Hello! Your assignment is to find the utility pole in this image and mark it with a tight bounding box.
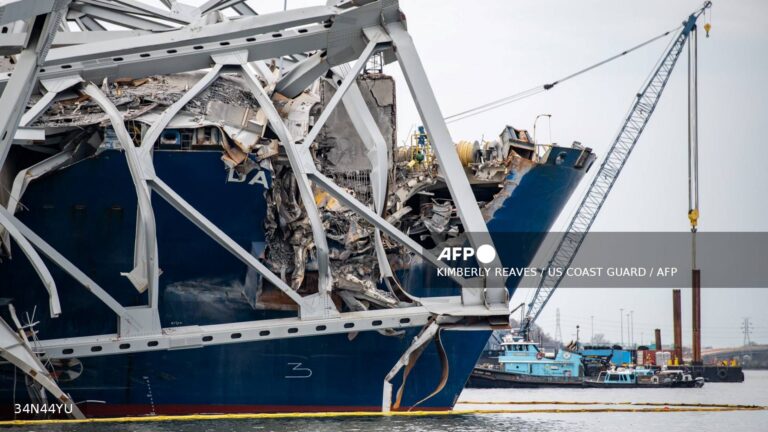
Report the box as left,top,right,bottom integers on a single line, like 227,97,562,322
555,308,563,346
741,318,753,346
576,325,580,346
590,315,594,344
620,308,624,345
626,312,631,347
630,310,635,347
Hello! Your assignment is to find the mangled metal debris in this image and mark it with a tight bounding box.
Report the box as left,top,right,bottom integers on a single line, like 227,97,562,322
2,63,565,316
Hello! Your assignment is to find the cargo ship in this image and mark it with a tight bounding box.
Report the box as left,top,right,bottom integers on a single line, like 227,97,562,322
0,0,594,419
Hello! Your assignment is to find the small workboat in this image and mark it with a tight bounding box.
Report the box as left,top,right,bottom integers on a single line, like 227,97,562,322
584,368,704,388
653,370,706,388
583,370,641,388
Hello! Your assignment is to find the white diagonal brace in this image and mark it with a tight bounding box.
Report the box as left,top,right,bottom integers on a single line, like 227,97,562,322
139,63,224,154
81,83,160,310
231,2,257,16
0,206,135,325
308,171,470,287
0,3,69,172
68,10,106,31
386,21,506,307
300,39,381,146
332,71,393,279
19,75,83,127
275,50,330,98
70,4,175,31
198,0,250,16
0,6,70,316
20,94,56,128
135,57,314,316
240,61,337,319
0,147,74,258
148,177,308,308
91,0,192,24
0,207,60,318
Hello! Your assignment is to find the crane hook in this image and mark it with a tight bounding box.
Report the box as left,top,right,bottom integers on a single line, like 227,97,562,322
704,22,712,37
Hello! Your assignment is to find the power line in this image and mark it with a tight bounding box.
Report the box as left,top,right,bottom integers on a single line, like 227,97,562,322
443,25,682,124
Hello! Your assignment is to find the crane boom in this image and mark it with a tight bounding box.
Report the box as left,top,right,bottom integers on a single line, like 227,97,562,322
520,2,712,338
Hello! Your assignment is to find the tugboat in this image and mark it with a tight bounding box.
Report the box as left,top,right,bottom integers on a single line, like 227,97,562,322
467,336,583,388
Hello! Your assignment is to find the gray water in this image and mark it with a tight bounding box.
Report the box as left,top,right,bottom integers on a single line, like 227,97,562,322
19,370,768,432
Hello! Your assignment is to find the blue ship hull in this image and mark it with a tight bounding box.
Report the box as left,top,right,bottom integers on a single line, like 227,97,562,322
0,146,591,418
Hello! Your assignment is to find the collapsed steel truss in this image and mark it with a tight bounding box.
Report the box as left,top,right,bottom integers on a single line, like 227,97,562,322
0,0,509,414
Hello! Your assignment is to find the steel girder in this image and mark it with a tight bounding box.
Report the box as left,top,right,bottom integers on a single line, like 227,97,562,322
0,1,511,345
81,83,161,322
0,1,71,325
197,0,252,16
37,307,434,360
0,3,397,95
0,0,60,27
0,2,517,412
386,21,507,307
0,31,151,56
329,67,395,280
0,206,144,330
0,318,84,418
0,1,70,176
68,3,175,31
74,0,194,25
239,56,340,320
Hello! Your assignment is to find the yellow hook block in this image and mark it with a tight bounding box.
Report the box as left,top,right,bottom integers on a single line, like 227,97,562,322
688,209,699,229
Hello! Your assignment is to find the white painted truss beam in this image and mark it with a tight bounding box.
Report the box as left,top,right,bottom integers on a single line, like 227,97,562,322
386,21,507,307
38,307,434,360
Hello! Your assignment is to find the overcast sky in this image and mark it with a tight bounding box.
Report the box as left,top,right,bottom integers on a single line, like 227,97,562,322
176,0,767,347
385,0,768,348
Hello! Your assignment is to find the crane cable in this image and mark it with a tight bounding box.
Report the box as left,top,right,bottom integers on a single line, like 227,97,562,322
444,25,683,124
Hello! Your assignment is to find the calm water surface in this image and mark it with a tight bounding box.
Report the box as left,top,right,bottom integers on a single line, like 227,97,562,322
19,370,768,432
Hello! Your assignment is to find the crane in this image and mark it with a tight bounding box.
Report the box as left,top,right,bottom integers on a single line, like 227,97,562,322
519,1,712,339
